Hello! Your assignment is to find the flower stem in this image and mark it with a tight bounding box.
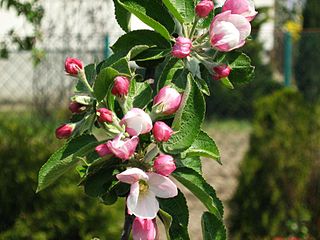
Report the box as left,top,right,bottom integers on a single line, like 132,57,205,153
79,70,94,95
189,18,200,39
196,31,209,43
120,207,134,240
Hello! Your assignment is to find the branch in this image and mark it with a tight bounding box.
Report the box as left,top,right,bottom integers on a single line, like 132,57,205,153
120,207,134,240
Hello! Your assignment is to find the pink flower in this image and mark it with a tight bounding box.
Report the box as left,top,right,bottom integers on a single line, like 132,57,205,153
132,217,157,240
152,121,173,142
55,123,75,139
222,0,258,22
116,168,178,219
97,108,113,123
213,64,232,80
121,108,153,136
153,154,176,176
210,11,251,52
171,37,192,59
107,134,139,160
111,76,130,97
95,143,112,157
65,57,83,76
69,101,86,114
153,86,182,115
195,0,214,18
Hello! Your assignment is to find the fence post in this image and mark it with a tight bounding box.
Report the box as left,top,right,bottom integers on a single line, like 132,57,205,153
104,35,110,58
284,31,293,86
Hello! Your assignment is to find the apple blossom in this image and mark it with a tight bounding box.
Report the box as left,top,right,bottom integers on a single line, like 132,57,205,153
153,154,176,176
120,108,153,136
97,108,113,123
213,64,232,80
210,11,251,52
195,0,214,18
132,217,157,240
107,134,139,160
69,101,86,114
152,121,173,142
95,143,112,157
55,123,75,139
65,57,83,76
222,0,258,22
112,76,130,97
171,37,192,59
153,86,182,116
116,168,178,219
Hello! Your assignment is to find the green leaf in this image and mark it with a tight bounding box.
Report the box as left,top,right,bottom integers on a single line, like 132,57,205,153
162,0,195,23
159,190,190,240
75,64,96,93
176,156,202,174
198,10,214,29
93,67,120,101
156,57,184,91
227,52,255,85
173,167,224,220
116,0,175,40
201,212,227,240
84,169,116,198
220,77,234,89
37,135,98,192
113,0,131,32
184,130,220,163
163,74,205,154
158,209,173,240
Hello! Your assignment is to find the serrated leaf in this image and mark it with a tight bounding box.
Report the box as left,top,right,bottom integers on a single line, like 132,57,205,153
195,76,210,96
201,212,227,240
162,0,195,23
37,135,98,192
116,0,174,40
176,156,202,174
159,190,190,240
173,167,224,220
227,52,255,85
184,130,220,163
113,0,131,32
163,74,205,154
93,67,120,101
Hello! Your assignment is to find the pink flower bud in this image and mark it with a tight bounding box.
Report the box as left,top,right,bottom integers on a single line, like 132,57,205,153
106,134,139,160
195,0,214,18
120,108,153,136
213,64,232,80
95,143,112,157
153,86,182,115
153,154,176,176
132,217,157,240
55,123,75,139
153,121,173,142
210,11,251,52
222,0,258,22
97,108,113,123
69,101,86,114
111,76,130,97
65,57,83,76
171,37,192,59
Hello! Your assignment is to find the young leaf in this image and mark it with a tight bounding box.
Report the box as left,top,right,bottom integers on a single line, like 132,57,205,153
201,212,227,240
173,167,224,220
159,190,190,240
116,0,175,40
184,130,220,163
75,64,96,93
163,74,205,154
37,135,98,192
162,0,195,23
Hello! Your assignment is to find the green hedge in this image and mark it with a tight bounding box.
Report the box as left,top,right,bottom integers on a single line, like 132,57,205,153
229,89,320,239
0,112,123,239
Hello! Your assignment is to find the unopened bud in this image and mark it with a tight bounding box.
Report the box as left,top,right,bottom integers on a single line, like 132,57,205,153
153,154,176,176
111,76,130,97
153,121,173,142
65,57,83,76
195,0,214,18
97,108,113,123
213,64,232,80
172,37,192,59
55,123,76,139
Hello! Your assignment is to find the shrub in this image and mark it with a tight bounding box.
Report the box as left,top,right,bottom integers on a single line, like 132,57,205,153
229,89,320,239
0,112,123,239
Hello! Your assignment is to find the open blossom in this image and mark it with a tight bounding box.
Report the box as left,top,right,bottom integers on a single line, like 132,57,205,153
116,168,178,219
210,11,251,52
132,217,157,240
95,143,112,157
222,0,257,22
97,108,113,123
121,108,153,136
153,154,176,176
65,57,83,76
195,0,214,18
152,121,173,142
112,76,130,97
213,64,232,80
153,86,182,115
172,37,192,59
55,123,75,139
107,134,139,160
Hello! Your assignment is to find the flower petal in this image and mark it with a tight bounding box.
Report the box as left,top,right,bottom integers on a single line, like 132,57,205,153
147,172,178,198
131,190,159,219
127,182,140,213
117,168,149,184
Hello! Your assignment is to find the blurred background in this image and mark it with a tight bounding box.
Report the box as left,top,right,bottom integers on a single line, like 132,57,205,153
0,0,319,239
